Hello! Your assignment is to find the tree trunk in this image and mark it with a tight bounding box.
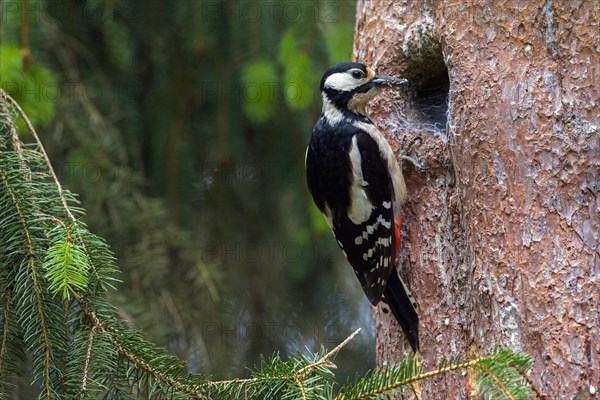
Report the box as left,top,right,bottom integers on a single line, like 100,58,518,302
354,1,599,398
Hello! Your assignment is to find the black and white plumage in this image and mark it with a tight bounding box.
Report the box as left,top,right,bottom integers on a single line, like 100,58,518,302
306,62,419,351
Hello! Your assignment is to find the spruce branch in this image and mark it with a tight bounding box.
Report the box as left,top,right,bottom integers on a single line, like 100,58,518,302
0,286,13,375
0,146,54,400
289,334,353,400
79,324,97,400
1,89,105,288
0,90,73,222
472,347,537,400
42,224,91,300
296,327,360,380
79,300,210,399
211,329,359,391
336,347,538,400
2,91,201,398
0,94,24,161
478,363,514,400
205,331,361,399
517,368,548,400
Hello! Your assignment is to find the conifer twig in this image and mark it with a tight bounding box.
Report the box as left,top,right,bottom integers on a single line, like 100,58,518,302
290,329,361,400
79,324,97,400
79,300,210,399
296,328,360,378
0,90,24,157
337,358,480,400
478,363,515,400
209,328,361,390
0,288,12,373
1,90,103,285
292,374,308,400
1,91,76,223
0,131,53,399
517,368,546,400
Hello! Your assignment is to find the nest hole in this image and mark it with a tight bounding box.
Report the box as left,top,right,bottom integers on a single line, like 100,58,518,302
410,68,449,135
400,36,450,137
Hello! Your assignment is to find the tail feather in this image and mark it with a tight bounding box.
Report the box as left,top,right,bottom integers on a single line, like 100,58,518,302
383,272,419,351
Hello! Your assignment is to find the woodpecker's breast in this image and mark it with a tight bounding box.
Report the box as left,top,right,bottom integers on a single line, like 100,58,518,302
306,117,355,217
306,117,400,220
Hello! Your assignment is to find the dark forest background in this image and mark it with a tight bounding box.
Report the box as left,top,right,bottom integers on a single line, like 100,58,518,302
0,0,375,383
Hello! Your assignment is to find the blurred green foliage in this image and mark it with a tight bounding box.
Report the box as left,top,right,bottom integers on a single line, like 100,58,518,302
0,45,57,127
0,0,373,387
241,59,278,122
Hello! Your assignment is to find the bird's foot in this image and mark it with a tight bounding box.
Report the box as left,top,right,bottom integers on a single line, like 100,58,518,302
400,136,427,172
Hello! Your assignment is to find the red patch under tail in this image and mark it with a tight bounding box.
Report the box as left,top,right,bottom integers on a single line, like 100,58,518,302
393,216,402,262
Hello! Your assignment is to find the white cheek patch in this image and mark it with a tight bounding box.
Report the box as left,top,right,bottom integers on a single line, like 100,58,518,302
324,72,366,91
321,93,345,125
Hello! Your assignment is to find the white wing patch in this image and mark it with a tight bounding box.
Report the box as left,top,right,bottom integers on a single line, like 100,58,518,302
304,146,309,168
348,135,373,224
323,204,333,229
352,121,407,211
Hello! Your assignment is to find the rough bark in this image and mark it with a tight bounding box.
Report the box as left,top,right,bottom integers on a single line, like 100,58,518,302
354,1,599,398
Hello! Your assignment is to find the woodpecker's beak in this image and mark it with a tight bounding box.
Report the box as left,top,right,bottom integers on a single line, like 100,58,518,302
371,75,409,87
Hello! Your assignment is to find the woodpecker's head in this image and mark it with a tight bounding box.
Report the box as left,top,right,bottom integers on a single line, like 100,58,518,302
319,62,408,120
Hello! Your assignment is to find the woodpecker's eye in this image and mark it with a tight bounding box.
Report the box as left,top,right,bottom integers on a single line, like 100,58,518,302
351,70,365,79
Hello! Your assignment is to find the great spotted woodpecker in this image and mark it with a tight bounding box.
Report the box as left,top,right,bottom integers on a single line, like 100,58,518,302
305,62,419,351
